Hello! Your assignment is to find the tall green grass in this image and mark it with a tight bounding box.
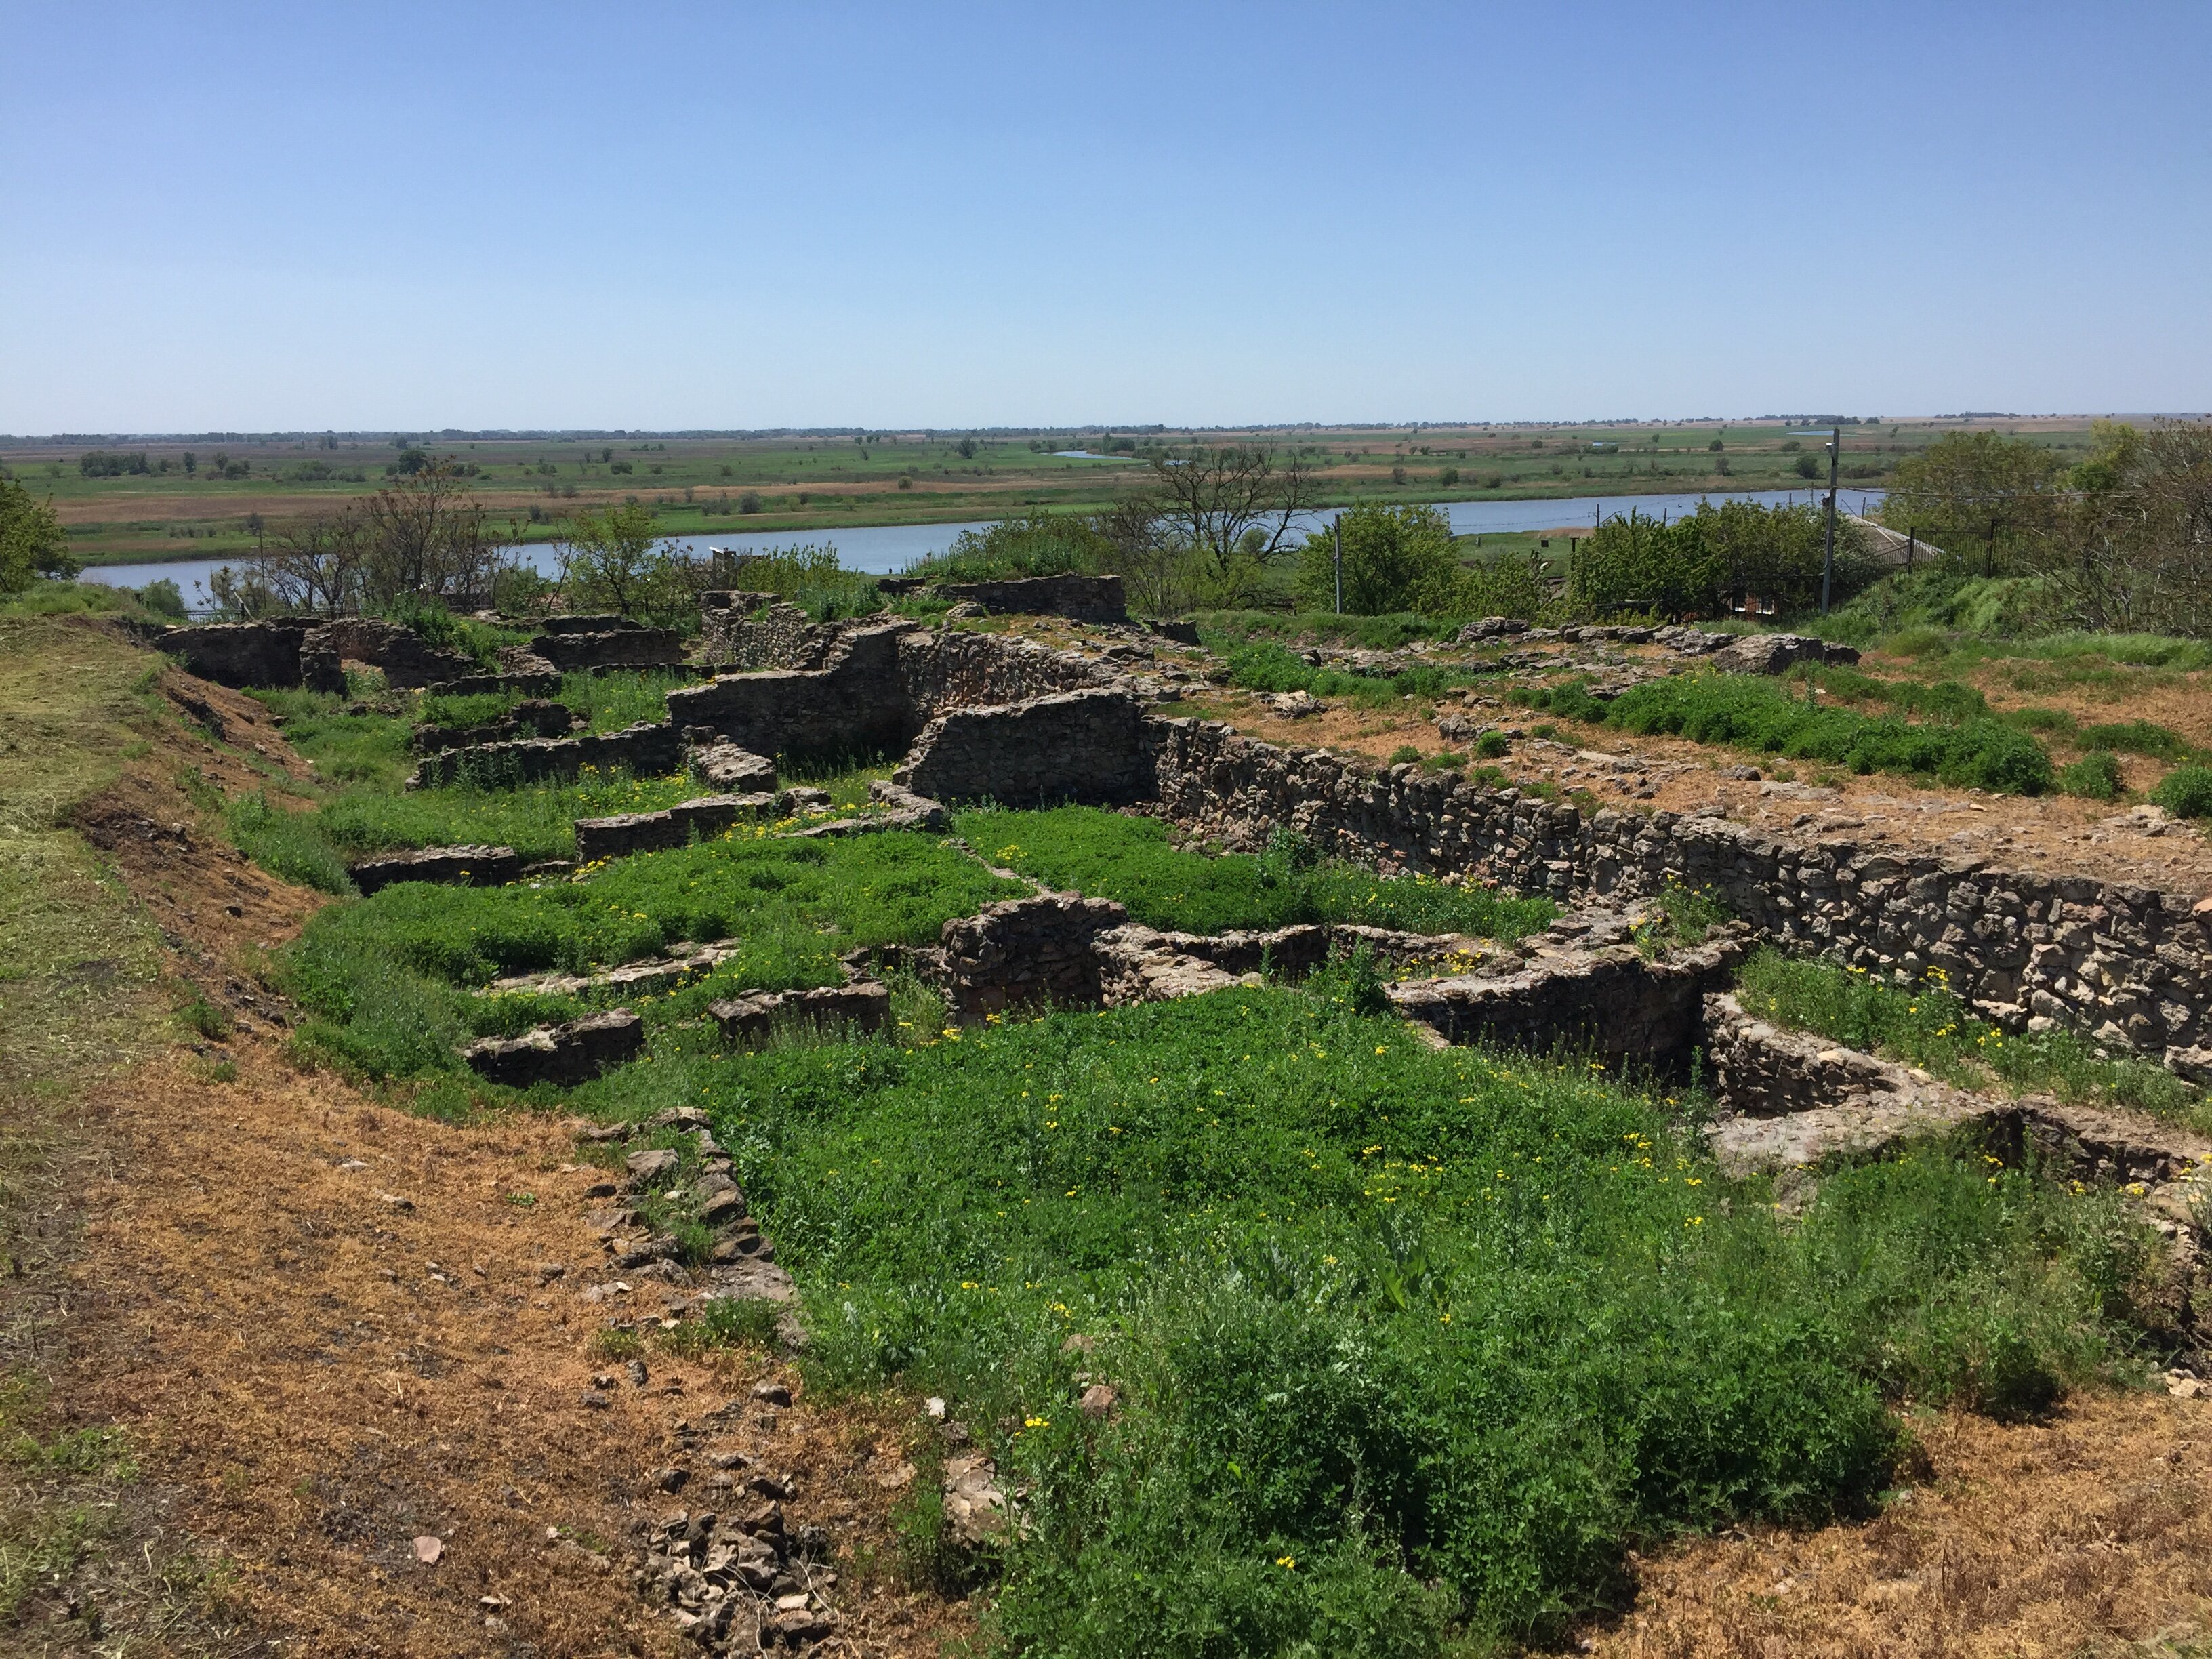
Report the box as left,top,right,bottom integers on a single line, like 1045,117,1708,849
279,831,1021,1079
583,990,2156,1649
1515,673,2055,794
1734,949,2212,1131
957,806,1555,939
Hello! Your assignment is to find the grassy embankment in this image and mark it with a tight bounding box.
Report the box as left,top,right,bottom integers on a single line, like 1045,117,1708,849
239,715,2181,1652
0,621,175,1624
10,417,2093,568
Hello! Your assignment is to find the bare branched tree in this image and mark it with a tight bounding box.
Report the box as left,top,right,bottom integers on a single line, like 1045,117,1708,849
358,460,506,609
1092,494,1188,615
1142,444,1321,579
253,504,369,616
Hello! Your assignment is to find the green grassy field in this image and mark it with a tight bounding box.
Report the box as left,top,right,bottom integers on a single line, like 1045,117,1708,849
211,687,2188,1654
578,989,2150,1651
3,417,2103,568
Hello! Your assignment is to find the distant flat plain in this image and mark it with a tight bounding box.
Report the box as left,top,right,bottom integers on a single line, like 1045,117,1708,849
2,415,2101,567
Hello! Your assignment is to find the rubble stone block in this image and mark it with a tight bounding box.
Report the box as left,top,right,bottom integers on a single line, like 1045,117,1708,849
461,1008,644,1088
350,844,522,896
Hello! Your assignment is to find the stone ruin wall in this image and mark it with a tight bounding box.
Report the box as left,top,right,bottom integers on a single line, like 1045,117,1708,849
1146,716,2212,1076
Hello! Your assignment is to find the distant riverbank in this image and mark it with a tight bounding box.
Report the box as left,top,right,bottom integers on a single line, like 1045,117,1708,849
82,486,1885,611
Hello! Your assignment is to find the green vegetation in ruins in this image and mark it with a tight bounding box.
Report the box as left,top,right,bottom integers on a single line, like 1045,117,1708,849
1218,639,1488,708
1513,672,2057,795
567,989,2160,1648
1290,502,1548,620
1874,422,2212,638
956,806,1556,939
1735,950,2212,1133
279,832,1019,1082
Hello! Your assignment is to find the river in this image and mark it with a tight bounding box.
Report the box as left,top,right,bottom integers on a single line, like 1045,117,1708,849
81,487,1886,613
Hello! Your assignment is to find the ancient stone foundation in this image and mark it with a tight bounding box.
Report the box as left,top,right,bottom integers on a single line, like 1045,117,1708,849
1146,718,2212,1073
407,720,683,790
462,1008,644,1087
931,573,1128,624
895,688,1154,806
350,844,523,896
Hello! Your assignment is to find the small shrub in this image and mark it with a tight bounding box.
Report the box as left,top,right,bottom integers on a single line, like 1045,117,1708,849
2080,719,2191,762
1387,744,1423,766
2057,753,2123,801
2153,765,2212,819
1474,730,1511,759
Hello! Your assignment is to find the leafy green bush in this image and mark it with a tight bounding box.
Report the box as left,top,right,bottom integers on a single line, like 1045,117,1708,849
957,806,1555,940
906,512,1111,583
2078,719,2192,761
1292,504,1465,616
1514,674,2055,795
652,989,2148,1645
2056,752,2124,801
2152,765,2212,819
1570,499,1880,620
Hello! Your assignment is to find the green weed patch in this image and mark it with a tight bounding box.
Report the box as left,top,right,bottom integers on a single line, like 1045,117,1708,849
279,832,1020,1078
957,806,1555,939
1514,673,2055,795
1735,949,2211,1131
608,991,2154,1647
1219,640,1486,708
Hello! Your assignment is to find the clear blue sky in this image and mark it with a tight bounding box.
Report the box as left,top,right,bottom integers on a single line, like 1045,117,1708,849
4,1,2206,432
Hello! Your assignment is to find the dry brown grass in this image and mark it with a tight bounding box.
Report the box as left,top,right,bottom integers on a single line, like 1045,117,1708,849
1588,1393,2212,1659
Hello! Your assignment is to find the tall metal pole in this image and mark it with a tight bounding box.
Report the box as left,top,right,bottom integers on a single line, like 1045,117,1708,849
1332,516,1343,615
1819,425,1840,615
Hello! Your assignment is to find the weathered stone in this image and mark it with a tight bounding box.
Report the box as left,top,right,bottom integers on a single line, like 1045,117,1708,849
1706,634,1860,675
689,743,777,793
156,619,317,688
922,893,1131,1018
314,617,475,688
527,626,686,671
941,1453,1008,1545
350,844,521,896
460,1008,644,1087
708,980,889,1046
931,572,1128,624
407,721,684,791
896,688,1153,806
1387,930,1748,1064
627,1148,680,1181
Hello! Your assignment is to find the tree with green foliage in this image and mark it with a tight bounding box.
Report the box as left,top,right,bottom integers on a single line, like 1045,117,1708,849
1570,500,1874,620
1880,430,2058,576
1292,503,1464,615
2026,419,2212,636
560,500,674,618
0,477,75,592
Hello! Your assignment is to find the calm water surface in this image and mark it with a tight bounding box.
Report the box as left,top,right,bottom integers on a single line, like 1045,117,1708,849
83,488,1886,613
